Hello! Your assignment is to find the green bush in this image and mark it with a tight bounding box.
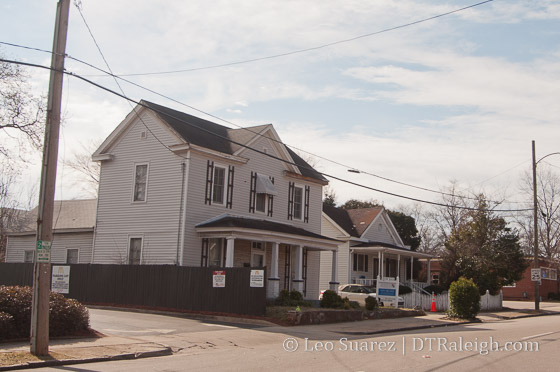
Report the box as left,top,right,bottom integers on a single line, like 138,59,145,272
274,289,309,307
0,285,90,340
0,311,16,340
365,296,378,311
448,277,481,319
548,292,560,301
399,285,412,295
320,290,345,309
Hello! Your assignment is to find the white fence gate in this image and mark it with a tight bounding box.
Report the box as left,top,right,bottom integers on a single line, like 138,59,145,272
402,290,502,312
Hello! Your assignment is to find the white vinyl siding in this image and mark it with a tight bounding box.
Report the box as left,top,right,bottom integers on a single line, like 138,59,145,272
93,109,184,265
6,232,94,264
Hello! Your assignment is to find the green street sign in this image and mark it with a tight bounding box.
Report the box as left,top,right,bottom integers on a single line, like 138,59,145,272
36,241,52,263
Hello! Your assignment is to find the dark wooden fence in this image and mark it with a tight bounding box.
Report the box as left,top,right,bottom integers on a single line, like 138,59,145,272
0,264,266,316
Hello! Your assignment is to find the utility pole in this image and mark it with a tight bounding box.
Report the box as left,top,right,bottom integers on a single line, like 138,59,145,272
532,140,540,311
30,0,70,356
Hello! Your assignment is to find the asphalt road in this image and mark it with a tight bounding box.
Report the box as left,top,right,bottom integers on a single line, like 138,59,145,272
29,308,560,371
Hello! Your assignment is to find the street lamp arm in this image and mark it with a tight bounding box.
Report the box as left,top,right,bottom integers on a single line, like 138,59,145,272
536,152,560,165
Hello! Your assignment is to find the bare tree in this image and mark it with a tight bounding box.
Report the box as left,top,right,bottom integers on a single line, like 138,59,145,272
0,54,45,167
0,170,34,261
399,203,442,255
517,165,560,259
66,139,102,197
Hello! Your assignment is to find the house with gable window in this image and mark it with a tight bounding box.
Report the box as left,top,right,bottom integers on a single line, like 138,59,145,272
319,205,433,292
91,100,340,299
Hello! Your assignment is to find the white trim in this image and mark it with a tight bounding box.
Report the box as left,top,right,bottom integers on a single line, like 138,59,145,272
170,143,249,164
65,248,80,264
179,152,191,266
211,163,228,206
127,236,144,265
292,184,304,221
132,162,150,203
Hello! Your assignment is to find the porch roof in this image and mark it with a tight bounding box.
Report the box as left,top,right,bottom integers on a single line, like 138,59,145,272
195,214,341,251
351,241,433,259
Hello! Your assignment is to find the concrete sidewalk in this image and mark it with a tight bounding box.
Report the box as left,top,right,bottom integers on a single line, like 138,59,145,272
1,302,559,370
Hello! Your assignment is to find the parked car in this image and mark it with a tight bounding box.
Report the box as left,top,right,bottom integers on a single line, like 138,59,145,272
320,284,404,307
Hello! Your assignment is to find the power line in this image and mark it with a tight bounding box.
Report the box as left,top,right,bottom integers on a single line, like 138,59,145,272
0,39,525,205
0,57,531,213
84,0,495,77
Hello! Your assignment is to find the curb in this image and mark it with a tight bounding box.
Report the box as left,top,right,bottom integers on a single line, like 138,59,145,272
0,347,173,371
335,310,560,336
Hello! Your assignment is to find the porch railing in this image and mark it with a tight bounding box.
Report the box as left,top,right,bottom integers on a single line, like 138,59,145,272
352,278,377,287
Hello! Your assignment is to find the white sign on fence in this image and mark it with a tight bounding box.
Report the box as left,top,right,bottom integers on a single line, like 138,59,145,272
213,270,226,288
51,265,70,294
377,277,399,308
250,270,264,287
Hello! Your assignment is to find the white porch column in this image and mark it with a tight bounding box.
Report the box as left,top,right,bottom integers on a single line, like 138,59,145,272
378,251,382,280
381,251,385,279
329,250,339,291
427,258,431,284
293,245,304,293
410,256,414,282
397,254,401,280
225,237,235,267
267,242,280,298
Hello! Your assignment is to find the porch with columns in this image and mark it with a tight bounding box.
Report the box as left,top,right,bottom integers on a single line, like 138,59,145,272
195,216,341,300
350,246,433,290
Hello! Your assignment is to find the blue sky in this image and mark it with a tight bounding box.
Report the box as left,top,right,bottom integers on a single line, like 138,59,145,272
1,0,559,211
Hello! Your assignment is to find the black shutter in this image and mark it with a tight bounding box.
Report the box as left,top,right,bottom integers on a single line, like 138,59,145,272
303,248,308,296
201,238,209,267
226,166,235,209
365,255,369,272
249,172,257,213
205,160,214,205
304,185,310,223
267,177,274,217
287,182,294,220
284,245,291,290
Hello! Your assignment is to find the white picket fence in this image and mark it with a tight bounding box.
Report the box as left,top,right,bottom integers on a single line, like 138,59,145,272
402,290,502,312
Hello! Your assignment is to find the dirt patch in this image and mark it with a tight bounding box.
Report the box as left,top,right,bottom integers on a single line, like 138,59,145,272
0,351,74,368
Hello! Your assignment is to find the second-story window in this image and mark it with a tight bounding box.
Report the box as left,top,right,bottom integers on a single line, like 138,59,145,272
212,166,226,205
250,173,276,216
293,186,303,220
133,164,148,202
288,182,310,222
205,161,235,208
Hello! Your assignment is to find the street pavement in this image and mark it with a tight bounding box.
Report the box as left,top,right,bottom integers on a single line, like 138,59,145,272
1,301,559,371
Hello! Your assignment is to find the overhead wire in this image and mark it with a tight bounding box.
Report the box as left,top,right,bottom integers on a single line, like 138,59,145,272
0,57,532,213
84,0,495,77
0,0,506,203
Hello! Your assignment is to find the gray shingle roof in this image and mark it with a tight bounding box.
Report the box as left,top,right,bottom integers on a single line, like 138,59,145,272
142,101,327,183
16,199,97,233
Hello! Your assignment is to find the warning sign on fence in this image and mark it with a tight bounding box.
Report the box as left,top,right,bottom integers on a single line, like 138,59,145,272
250,270,264,287
213,270,226,288
51,265,70,294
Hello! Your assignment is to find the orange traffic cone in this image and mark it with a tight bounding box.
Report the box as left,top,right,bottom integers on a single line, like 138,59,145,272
430,292,436,312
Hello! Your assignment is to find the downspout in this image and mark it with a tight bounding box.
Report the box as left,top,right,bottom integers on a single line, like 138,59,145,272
178,151,191,266
176,162,186,265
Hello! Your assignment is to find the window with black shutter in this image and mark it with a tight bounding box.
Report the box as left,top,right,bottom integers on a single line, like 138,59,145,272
304,185,310,223
205,161,214,205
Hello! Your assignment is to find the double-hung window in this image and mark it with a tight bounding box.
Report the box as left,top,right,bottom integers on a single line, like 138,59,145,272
212,166,226,205
205,161,234,208
66,249,79,264
353,254,368,272
133,164,148,202
287,182,309,222
129,237,142,265
208,238,224,267
249,173,276,216
293,186,303,220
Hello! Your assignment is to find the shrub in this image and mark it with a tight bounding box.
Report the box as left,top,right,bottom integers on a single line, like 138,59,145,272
320,290,345,309
0,285,90,340
0,311,16,340
342,298,361,310
365,296,378,311
399,285,412,295
448,277,481,319
274,289,309,307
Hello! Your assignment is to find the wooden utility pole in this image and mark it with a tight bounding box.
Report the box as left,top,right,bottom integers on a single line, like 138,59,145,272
532,140,540,311
30,0,70,356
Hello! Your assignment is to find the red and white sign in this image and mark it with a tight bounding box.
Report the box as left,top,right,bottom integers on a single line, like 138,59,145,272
213,270,226,288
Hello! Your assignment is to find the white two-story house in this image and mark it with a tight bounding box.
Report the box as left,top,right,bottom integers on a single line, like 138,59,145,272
91,101,340,299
